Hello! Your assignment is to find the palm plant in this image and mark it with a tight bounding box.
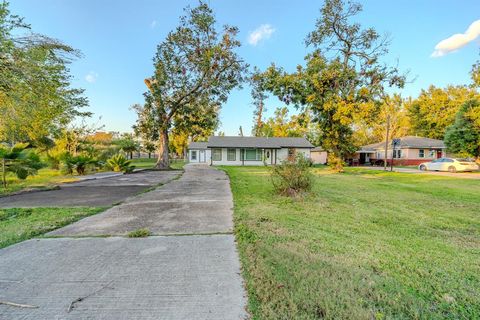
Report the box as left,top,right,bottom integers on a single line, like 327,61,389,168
0,143,44,188
106,154,135,173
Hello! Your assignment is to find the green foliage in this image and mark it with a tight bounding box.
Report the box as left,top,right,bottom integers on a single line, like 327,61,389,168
60,153,98,175
144,1,247,168
407,85,479,140
0,143,44,188
106,154,135,173
255,0,405,171
127,228,150,238
271,154,313,197
114,134,139,159
0,2,89,143
444,99,480,159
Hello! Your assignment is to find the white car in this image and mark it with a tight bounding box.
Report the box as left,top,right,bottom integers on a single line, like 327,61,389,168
418,158,479,173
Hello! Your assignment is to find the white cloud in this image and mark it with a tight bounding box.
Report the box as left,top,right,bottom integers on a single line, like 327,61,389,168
150,20,157,29
85,71,98,83
248,24,275,46
431,19,480,57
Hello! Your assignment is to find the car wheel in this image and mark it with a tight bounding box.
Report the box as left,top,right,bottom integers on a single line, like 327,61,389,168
419,165,427,171
448,166,457,173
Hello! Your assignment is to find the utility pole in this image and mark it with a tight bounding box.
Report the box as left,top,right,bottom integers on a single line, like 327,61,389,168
384,115,390,171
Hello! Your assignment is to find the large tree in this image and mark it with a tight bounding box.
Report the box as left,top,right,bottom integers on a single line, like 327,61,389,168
145,2,246,169
444,99,480,159
353,94,411,146
255,0,405,171
406,85,478,140
0,2,89,144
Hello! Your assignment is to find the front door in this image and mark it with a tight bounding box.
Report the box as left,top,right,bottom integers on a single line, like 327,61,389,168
436,150,442,159
199,150,206,163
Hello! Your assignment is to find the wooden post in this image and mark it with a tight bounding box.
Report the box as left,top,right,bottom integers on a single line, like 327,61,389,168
384,115,390,171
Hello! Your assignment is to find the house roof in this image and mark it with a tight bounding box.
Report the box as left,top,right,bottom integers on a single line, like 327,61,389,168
360,136,446,152
188,141,208,150
191,136,314,149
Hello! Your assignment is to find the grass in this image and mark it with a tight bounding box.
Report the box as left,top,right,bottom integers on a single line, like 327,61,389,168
0,207,105,249
127,228,151,238
130,157,158,169
222,166,480,319
130,158,186,170
0,168,77,197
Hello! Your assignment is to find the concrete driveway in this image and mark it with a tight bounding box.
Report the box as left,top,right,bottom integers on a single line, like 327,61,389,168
0,170,180,208
49,164,233,236
0,165,247,320
359,166,480,179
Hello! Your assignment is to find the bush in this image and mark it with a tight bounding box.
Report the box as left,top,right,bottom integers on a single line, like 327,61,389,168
60,153,98,175
327,153,345,172
106,154,135,173
127,228,150,238
271,154,313,197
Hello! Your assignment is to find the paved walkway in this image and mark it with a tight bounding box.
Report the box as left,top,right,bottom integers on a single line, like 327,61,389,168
0,165,247,320
0,170,180,208
359,166,480,179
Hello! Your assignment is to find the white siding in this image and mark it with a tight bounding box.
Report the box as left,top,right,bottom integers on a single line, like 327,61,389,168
210,147,312,166
188,149,210,163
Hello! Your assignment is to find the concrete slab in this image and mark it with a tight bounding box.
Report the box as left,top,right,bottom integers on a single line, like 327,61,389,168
49,165,233,236
0,236,247,320
0,171,181,208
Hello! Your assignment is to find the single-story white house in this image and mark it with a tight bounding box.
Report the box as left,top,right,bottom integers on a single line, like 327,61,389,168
188,141,211,163
188,136,314,165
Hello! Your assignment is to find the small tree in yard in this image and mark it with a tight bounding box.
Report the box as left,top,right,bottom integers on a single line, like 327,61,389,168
145,2,247,169
0,143,44,188
271,154,313,197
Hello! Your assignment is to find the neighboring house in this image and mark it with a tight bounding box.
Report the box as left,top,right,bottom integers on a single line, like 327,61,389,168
354,136,446,166
311,147,328,165
187,136,314,165
188,142,210,163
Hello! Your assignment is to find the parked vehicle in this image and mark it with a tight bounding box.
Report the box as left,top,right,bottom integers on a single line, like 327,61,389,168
418,158,479,173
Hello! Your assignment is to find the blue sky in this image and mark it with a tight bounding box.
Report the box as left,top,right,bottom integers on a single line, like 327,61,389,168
9,0,480,135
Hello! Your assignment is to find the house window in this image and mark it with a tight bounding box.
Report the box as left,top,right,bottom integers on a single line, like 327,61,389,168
244,149,262,161
212,148,222,161
419,149,425,158
429,149,435,157
227,148,236,161
191,150,197,160
393,150,402,158
288,148,295,160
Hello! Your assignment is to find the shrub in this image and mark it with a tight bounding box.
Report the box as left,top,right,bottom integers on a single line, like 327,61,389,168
327,153,345,172
271,154,313,197
127,228,150,238
60,153,98,175
1,143,44,188
106,154,135,173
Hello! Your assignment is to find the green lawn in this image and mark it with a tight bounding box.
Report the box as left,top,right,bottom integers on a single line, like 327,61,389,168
0,168,78,197
0,207,105,249
130,158,186,170
222,166,480,319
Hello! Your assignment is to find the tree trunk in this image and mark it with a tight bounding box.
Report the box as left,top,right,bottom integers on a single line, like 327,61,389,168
156,127,170,169
2,158,6,189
